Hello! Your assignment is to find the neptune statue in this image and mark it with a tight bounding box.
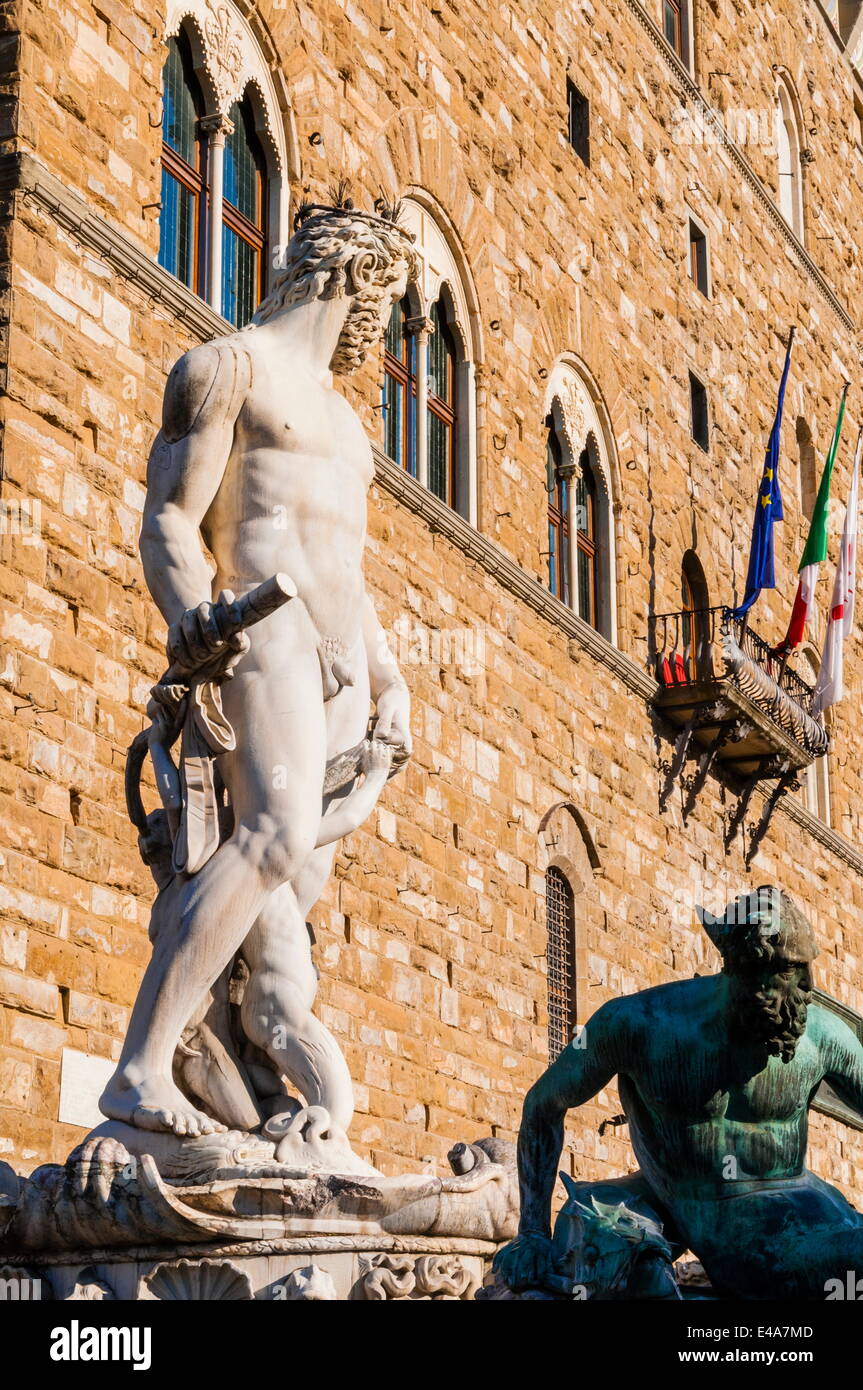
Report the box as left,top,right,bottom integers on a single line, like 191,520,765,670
494,886,863,1299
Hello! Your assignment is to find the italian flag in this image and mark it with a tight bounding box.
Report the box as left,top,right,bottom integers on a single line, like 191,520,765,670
813,428,862,714
778,384,848,653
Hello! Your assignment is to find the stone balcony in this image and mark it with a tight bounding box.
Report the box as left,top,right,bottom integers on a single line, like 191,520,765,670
649,606,829,782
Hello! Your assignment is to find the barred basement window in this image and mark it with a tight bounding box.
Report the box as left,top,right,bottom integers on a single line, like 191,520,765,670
546,866,576,1059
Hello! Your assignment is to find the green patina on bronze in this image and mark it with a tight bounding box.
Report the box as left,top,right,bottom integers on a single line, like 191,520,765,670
495,886,863,1300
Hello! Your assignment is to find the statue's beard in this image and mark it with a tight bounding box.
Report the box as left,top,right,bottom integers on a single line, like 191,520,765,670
735,979,811,1063
330,282,391,375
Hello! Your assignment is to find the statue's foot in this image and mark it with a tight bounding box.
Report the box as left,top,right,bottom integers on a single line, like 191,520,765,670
100,1073,227,1137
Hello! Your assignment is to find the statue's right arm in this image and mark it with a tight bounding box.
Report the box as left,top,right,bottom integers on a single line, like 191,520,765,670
493,1001,623,1291
140,345,240,627
517,1002,621,1236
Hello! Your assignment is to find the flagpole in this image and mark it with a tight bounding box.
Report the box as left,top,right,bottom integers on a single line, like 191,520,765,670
731,326,795,624
775,380,850,656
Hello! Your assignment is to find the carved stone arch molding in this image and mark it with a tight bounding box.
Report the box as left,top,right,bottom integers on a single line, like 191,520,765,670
165,0,298,247
366,111,491,365
398,192,483,368
538,802,602,1029
663,510,721,614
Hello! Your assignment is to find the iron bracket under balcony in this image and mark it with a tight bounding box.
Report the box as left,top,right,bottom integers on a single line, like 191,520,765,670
649,606,829,780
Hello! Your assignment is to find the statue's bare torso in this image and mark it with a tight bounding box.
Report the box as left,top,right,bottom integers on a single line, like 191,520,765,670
203,328,372,649
607,977,821,1188
499,966,863,1298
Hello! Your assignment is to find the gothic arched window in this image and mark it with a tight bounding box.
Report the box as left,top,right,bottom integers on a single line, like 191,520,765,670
777,77,805,240
158,1,289,324
546,865,576,1060
381,197,480,524
427,297,458,508
159,31,206,293
543,363,618,643
382,299,417,476
575,449,599,630
681,549,709,680
221,97,268,326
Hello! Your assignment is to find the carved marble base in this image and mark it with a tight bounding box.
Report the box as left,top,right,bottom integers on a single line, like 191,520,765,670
0,1133,515,1301
0,1236,492,1301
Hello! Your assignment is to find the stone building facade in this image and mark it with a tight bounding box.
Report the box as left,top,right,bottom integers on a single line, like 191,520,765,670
1,0,863,1203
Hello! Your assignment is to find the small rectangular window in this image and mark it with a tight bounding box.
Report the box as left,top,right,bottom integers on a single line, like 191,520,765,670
854,94,863,150
663,0,692,66
688,217,709,296
664,0,683,55
689,371,710,452
567,79,590,167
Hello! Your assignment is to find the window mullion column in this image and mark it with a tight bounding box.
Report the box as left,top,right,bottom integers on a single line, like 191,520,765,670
200,112,234,313
408,315,432,489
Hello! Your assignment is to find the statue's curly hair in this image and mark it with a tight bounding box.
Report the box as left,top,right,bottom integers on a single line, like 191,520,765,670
249,209,418,343
702,886,819,972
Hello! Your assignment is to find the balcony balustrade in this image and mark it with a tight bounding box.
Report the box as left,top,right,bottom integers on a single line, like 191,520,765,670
649,605,829,780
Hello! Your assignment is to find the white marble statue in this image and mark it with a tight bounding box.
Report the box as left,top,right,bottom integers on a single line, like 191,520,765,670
100,198,418,1170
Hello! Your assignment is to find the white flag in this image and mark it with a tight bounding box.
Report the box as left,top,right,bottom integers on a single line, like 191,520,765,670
813,430,862,714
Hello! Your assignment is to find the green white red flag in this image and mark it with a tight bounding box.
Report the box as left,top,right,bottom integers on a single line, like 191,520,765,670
776,384,848,654
813,428,861,714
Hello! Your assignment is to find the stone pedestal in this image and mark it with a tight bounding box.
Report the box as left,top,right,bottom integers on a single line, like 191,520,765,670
0,1132,514,1300
3,1234,494,1301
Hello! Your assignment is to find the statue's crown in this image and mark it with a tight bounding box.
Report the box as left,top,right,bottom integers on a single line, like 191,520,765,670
293,183,415,240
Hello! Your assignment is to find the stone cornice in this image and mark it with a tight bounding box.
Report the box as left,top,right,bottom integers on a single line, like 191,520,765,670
780,790,863,875
3,152,230,342
620,0,858,341
372,446,657,700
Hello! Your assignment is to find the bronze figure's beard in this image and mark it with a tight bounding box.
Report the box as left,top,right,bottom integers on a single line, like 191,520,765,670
330,283,392,375
736,979,811,1063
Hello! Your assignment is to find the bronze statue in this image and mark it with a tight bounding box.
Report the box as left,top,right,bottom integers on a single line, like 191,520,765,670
494,886,863,1299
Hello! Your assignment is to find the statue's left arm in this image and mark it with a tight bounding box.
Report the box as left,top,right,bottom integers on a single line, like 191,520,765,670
822,1011,863,1118
362,594,412,754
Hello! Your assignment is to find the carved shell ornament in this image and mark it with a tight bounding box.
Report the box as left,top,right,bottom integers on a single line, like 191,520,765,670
144,1257,253,1301
204,2,245,110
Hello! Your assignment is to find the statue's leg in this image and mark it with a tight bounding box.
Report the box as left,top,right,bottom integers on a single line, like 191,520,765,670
101,605,327,1138
239,866,352,1132
692,1178,863,1299
237,651,371,1133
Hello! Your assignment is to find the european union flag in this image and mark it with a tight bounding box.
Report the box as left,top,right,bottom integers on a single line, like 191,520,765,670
732,330,794,619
